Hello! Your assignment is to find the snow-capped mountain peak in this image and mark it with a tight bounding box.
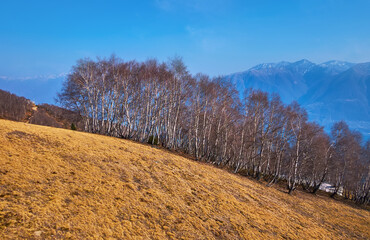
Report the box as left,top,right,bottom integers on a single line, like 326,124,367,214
289,59,315,75
318,60,355,73
250,59,315,75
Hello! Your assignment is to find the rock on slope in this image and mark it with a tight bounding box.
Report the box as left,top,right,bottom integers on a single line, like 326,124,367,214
0,119,369,239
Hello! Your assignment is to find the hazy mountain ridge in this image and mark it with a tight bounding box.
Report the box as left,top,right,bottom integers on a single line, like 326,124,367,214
225,60,370,138
0,75,66,104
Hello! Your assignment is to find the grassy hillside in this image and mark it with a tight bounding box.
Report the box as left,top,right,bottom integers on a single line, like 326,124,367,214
0,119,369,239
0,89,83,130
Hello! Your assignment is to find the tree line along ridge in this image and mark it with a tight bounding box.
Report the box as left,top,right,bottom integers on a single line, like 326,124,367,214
3,55,369,204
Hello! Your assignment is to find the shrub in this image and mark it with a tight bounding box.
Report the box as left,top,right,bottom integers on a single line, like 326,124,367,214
147,135,158,145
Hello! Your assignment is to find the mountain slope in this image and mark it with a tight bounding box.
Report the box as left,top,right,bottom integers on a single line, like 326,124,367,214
0,89,83,130
226,60,313,102
0,119,369,239
225,60,369,138
301,62,370,120
300,62,370,137
225,60,356,102
303,60,355,89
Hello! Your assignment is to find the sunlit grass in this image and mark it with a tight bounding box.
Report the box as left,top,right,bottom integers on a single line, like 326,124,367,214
0,119,369,239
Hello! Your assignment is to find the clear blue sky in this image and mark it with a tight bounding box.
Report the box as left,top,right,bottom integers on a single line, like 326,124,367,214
1,0,370,78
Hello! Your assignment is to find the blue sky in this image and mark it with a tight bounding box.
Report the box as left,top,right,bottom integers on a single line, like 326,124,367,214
1,0,370,78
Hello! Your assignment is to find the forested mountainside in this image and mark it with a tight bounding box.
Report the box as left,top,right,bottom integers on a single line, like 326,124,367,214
0,119,369,239
58,56,369,202
0,89,82,129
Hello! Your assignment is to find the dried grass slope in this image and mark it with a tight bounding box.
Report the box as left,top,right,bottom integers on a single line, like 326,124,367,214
0,119,369,239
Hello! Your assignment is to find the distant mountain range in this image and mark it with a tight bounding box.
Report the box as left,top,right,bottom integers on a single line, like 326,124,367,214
224,60,370,139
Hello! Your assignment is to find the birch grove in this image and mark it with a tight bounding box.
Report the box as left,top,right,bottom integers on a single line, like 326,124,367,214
58,56,369,203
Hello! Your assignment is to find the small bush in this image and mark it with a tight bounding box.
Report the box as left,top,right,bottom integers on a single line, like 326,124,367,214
147,135,158,145
71,123,77,130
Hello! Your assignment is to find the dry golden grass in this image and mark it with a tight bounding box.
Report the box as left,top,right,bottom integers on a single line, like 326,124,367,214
0,119,369,239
